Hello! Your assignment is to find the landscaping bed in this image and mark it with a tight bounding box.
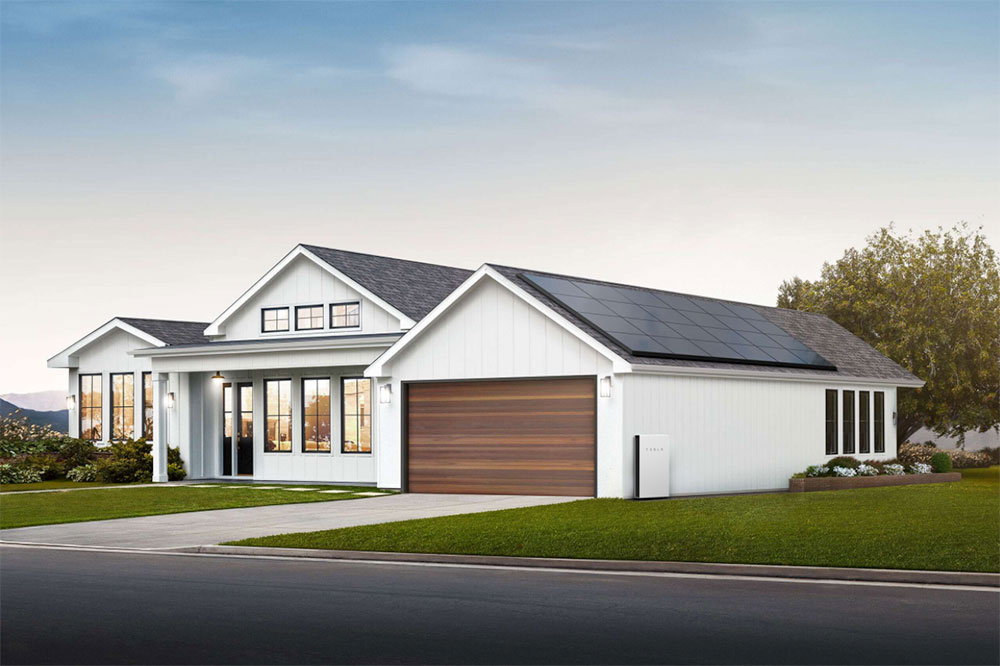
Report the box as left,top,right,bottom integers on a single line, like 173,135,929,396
789,471,961,492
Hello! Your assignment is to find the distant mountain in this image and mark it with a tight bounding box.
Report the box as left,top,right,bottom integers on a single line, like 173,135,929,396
0,398,68,434
1,390,65,412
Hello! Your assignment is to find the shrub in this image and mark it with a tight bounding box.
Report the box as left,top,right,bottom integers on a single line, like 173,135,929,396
981,447,999,465
856,463,879,476
0,463,42,484
17,453,66,480
59,438,98,468
0,410,63,448
900,442,991,469
898,443,935,466
929,451,952,473
167,463,186,481
826,456,861,469
66,464,97,482
805,465,831,477
882,463,905,476
832,466,857,477
909,462,933,474
947,449,991,469
94,439,153,483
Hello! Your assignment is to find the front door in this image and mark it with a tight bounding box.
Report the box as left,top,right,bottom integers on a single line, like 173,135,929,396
236,383,254,475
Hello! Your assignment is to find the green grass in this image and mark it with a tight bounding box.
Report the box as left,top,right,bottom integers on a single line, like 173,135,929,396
230,468,1000,572
0,485,394,529
0,480,112,493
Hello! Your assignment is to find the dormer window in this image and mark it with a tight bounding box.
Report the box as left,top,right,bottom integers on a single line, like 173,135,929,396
261,307,289,333
330,301,360,329
295,305,324,331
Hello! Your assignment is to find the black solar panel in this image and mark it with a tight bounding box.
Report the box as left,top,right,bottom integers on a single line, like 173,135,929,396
522,273,836,371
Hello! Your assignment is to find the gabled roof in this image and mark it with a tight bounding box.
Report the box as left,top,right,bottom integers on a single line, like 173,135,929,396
488,264,923,385
117,318,211,346
302,245,474,321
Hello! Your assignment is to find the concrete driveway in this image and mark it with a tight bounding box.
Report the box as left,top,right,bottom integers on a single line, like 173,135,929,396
0,493,576,550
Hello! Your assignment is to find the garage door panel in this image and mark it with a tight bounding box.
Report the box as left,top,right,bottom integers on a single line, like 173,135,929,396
406,377,596,496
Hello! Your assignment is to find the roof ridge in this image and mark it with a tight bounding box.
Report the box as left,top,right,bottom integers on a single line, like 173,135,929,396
301,244,472,273
117,316,210,325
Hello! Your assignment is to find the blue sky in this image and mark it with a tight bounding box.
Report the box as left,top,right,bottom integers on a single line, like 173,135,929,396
1,1,997,391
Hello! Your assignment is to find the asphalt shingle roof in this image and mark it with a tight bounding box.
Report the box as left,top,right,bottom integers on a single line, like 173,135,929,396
489,264,921,383
118,318,211,346
302,245,474,321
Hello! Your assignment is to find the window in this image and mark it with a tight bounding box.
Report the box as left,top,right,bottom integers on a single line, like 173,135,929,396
341,377,371,453
142,372,153,440
302,378,331,452
296,305,324,331
842,390,855,454
111,373,135,441
825,389,837,455
858,390,870,454
265,379,292,452
330,302,360,329
874,391,885,453
261,307,289,333
79,374,102,441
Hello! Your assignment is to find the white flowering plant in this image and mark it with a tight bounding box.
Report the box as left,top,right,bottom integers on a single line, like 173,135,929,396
856,463,879,476
805,465,830,477
832,466,857,477
882,463,905,475
909,462,933,475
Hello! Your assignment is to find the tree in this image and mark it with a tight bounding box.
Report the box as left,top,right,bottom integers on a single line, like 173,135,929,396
777,224,999,446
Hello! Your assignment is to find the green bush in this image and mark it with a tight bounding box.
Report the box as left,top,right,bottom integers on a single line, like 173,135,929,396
982,447,1000,465
66,464,97,482
826,456,861,469
59,438,98,468
94,439,153,483
18,454,66,480
929,451,952,473
0,463,42,484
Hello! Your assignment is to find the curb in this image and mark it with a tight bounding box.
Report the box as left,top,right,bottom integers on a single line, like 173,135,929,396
184,545,1000,588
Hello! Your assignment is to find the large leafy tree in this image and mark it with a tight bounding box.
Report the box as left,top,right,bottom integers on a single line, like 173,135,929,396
777,224,999,446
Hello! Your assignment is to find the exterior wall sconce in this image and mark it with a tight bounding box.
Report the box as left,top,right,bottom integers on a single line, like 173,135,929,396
166,392,176,409
66,395,76,411
379,384,392,404
211,371,225,384
599,376,612,398
892,411,897,426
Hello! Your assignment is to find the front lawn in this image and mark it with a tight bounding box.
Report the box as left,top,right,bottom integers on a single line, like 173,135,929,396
1,480,110,493
231,467,1000,572
0,484,394,529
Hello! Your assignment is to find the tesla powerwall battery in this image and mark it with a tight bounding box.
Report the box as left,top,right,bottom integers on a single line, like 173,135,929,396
635,434,670,499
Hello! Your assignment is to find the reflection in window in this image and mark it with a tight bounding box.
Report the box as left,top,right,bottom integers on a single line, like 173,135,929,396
111,373,135,441
80,374,102,441
265,379,291,452
330,302,360,329
874,392,885,453
302,378,331,452
825,389,837,455
342,377,371,453
842,390,855,454
296,305,324,331
858,390,870,454
261,307,289,333
142,372,153,440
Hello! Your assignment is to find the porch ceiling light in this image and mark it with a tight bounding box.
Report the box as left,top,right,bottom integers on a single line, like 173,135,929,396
599,376,612,398
211,371,225,383
379,384,392,404
66,395,76,411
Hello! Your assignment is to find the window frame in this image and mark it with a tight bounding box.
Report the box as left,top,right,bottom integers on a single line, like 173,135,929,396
260,307,290,334
329,301,361,330
858,390,870,454
824,389,838,455
264,378,293,453
842,389,855,454
79,373,102,442
142,372,153,441
301,377,332,453
874,391,886,453
340,376,372,454
295,304,325,332
110,372,135,442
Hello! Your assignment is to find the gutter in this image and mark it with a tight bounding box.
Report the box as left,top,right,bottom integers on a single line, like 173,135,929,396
629,363,925,388
132,333,403,358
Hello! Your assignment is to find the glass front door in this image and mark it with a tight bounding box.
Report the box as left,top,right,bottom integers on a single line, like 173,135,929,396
222,382,254,476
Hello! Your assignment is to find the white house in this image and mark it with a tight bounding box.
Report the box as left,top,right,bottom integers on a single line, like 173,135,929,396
48,244,922,497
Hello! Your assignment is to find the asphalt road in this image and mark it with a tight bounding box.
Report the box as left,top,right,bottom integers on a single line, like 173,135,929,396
1,546,997,665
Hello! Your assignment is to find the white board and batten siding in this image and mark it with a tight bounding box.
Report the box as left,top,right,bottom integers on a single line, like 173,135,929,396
623,373,898,497
219,255,402,341
375,278,625,496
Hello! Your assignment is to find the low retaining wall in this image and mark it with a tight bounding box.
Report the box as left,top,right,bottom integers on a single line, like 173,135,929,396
789,472,961,492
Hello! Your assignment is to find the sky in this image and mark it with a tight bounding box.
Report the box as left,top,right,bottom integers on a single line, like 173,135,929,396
1,1,997,393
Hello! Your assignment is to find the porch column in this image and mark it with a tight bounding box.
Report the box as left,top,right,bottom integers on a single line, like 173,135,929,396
151,372,169,482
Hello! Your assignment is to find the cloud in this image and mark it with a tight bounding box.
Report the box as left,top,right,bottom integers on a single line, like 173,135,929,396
385,45,667,124
149,54,272,101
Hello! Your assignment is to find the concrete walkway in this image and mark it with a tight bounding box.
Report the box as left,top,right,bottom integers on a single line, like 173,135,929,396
0,493,577,549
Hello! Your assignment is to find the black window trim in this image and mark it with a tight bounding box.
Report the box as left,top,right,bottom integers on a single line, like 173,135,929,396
329,300,362,330
264,378,293,453
340,376,372,454
301,376,332,454
260,306,290,334
110,372,135,442
294,304,325,331
79,373,102,442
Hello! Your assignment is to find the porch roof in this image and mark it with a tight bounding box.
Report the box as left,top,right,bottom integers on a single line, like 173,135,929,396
131,332,402,358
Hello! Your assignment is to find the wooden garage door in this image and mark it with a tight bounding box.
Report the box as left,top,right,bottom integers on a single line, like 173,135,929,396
405,377,596,496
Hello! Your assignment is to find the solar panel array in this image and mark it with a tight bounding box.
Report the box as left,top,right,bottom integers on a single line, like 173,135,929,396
522,273,836,370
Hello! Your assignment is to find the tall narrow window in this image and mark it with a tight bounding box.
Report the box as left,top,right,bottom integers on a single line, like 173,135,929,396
302,378,331,452
874,391,885,453
261,307,289,333
858,390,870,454
825,389,838,455
295,305,324,331
842,390,855,454
142,372,153,440
222,383,233,476
79,374,102,442
111,373,134,441
265,379,292,452
342,377,371,453
330,302,360,329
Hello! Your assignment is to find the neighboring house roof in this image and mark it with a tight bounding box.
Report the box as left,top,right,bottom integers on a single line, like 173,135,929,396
302,245,474,321
117,318,212,346
488,264,922,384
